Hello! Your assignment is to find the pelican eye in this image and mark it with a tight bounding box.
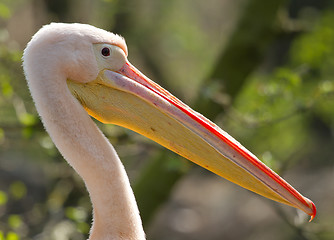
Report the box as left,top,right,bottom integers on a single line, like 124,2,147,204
101,47,110,57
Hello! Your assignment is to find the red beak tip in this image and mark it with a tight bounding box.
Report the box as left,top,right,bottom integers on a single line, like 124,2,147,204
308,201,317,222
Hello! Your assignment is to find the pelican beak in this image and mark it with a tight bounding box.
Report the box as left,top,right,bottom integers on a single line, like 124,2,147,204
67,61,316,221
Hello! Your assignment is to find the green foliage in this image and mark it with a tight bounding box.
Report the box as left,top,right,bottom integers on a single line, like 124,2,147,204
5,232,19,240
9,182,27,200
291,13,334,70
223,10,334,173
65,207,88,222
0,191,8,206
290,12,334,128
65,207,90,234
76,222,90,234
1,81,13,98
0,3,11,19
0,232,20,240
7,215,22,230
17,113,37,127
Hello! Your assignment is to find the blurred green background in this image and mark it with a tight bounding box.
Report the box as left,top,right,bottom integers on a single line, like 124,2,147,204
0,0,334,239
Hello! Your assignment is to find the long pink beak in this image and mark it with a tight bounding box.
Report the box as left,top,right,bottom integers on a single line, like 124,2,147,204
68,59,316,221
118,61,316,221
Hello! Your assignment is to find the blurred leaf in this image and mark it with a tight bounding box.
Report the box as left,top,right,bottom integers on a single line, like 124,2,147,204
18,113,37,127
0,3,11,19
1,81,13,98
65,207,88,222
0,190,8,205
5,232,20,240
9,181,27,200
275,68,301,88
319,80,334,94
21,127,33,139
9,51,22,63
76,222,90,234
8,215,22,230
0,128,4,144
291,12,334,69
39,135,55,150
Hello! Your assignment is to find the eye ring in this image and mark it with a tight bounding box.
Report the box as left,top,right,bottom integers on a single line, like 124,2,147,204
101,47,111,57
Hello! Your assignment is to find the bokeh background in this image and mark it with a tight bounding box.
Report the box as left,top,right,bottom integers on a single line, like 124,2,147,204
0,0,334,239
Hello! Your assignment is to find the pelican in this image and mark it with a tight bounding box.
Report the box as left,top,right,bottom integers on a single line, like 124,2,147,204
22,23,316,240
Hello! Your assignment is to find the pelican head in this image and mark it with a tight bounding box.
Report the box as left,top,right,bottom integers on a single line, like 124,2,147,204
23,23,316,236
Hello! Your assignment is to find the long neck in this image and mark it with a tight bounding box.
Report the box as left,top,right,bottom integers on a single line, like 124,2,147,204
26,68,145,240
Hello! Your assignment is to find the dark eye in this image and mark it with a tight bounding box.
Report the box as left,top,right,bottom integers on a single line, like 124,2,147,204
101,47,110,57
